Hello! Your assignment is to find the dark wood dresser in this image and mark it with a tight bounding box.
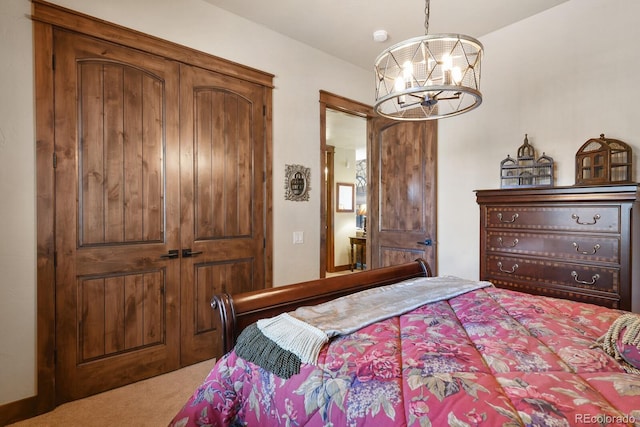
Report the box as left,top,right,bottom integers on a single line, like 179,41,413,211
476,184,640,312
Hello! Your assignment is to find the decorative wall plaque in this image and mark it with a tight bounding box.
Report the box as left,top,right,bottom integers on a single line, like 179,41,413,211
284,164,311,201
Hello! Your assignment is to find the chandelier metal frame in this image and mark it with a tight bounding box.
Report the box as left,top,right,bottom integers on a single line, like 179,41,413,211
374,0,483,121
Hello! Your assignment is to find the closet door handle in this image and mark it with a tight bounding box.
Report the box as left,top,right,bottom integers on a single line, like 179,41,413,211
182,248,203,258
160,249,179,259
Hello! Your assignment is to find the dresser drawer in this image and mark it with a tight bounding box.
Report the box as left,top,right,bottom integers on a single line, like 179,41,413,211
484,255,619,295
484,205,620,233
485,276,622,309
484,231,620,263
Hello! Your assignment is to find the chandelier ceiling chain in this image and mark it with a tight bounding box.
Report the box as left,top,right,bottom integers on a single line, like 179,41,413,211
373,0,484,121
424,0,430,35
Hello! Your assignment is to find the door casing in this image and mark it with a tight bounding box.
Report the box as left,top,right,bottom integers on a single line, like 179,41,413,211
319,91,438,277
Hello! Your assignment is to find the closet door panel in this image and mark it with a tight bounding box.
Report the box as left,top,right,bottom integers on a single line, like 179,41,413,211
193,90,253,239
180,64,267,365
193,261,253,334
54,29,181,403
79,63,164,245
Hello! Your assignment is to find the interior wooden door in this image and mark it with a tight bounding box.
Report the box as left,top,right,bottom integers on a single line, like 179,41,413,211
368,119,437,271
53,30,181,402
179,64,268,365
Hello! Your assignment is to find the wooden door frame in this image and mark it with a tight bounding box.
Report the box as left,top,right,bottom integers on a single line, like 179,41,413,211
319,91,374,278
18,1,273,422
325,145,336,272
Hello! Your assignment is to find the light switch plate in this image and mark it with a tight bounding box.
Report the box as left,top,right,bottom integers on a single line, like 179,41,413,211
293,231,304,244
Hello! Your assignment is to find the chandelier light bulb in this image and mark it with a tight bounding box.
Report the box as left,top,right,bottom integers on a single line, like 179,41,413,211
394,76,405,92
441,54,453,70
402,61,413,77
402,61,414,88
452,67,462,85
394,77,406,104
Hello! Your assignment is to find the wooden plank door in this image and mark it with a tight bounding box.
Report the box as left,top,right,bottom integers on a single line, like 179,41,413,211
179,64,268,365
53,30,181,403
368,119,437,271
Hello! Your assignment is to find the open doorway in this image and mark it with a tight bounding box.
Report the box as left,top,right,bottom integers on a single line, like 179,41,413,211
319,91,438,278
319,91,374,278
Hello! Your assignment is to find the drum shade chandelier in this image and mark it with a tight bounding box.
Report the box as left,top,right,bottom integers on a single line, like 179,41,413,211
374,0,483,120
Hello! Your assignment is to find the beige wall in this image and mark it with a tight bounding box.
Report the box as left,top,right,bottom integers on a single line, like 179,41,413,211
2,0,640,407
0,0,37,406
437,0,640,280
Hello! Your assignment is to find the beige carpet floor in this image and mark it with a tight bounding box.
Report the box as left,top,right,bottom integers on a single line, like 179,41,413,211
8,358,215,427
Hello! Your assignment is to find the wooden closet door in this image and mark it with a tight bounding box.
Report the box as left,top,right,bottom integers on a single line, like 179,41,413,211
179,64,268,365
368,119,437,271
53,30,181,402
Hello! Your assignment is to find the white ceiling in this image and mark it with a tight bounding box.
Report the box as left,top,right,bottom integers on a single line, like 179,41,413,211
202,0,569,152
202,0,568,71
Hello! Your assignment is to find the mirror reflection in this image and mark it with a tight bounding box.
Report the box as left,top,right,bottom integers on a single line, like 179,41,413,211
326,108,367,273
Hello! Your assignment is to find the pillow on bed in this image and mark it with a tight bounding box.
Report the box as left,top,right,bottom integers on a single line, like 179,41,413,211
617,327,640,369
599,313,640,372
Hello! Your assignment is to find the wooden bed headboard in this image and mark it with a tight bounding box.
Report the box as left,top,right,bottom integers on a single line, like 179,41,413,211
211,259,432,353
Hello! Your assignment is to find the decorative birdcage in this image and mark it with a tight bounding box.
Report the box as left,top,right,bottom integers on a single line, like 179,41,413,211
575,134,632,185
500,134,554,188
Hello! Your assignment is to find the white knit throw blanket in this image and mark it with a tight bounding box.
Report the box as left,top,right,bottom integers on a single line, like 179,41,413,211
234,276,492,378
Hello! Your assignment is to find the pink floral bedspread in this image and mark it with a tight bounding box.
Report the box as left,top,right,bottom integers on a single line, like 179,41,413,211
170,287,640,426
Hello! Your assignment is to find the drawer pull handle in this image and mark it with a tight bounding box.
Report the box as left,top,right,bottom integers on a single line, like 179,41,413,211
571,271,600,285
571,213,601,225
497,213,519,223
497,237,519,248
497,261,518,274
572,242,601,255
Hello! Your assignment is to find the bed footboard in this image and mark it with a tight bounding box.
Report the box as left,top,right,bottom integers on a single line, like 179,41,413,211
211,259,431,353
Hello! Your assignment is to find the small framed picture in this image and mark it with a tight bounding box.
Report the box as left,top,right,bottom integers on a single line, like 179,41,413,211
336,182,354,212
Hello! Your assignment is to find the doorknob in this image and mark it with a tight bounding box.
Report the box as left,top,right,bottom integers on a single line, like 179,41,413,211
416,239,433,246
160,249,179,259
182,248,203,258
